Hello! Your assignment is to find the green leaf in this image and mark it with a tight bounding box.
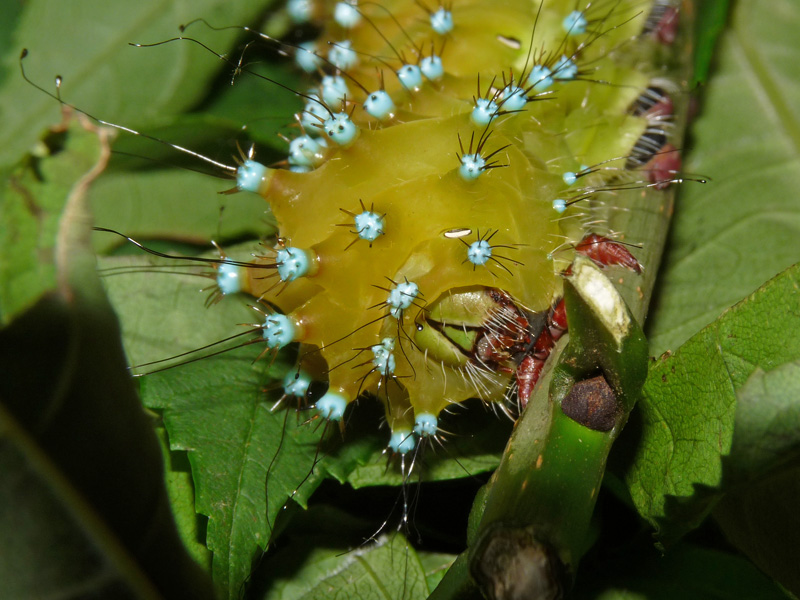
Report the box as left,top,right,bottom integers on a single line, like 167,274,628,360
692,0,730,86
420,552,457,594
627,263,800,545
252,506,433,600
260,533,431,600
647,0,800,354
99,251,373,598
711,359,800,597
726,360,800,480
0,0,279,167
142,348,332,598
156,426,213,570
98,250,257,367
0,116,214,599
201,61,306,151
0,122,99,322
90,166,272,254
1,0,283,254
714,464,800,598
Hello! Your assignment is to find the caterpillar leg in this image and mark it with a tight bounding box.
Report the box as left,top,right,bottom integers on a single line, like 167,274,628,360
515,300,567,409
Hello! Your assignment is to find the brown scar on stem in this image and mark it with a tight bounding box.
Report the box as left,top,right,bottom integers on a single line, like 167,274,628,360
560,374,618,432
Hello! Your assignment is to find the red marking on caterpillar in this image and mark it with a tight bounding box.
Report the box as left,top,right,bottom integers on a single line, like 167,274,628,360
645,143,683,189
656,6,681,44
575,233,644,274
644,0,681,44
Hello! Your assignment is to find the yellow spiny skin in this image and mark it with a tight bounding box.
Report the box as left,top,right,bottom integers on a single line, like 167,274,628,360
234,0,658,450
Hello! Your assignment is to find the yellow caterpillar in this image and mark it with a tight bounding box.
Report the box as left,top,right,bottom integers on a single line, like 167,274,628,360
208,0,678,455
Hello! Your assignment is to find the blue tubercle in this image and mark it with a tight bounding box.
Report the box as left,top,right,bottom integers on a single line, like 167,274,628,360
564,165,590,185
397,64,423,91
216,261,242,295
237,160,267,193
554,55,578,80
389,430,417,455
420,55,444,81
262,314,295,349
287,0,312,23
363,90,395,121
301,93,329,129
528,65,553,92
563,10,588,35
283,369,312,398
430,8,454,34
467,239,493,266
321,75,350,108
552,198,567,213
323,112,360,146
276,247,312,282
371,337,396,376
329,40,358,70
413,412,438,437
354,210,385,242
334,1,361,28
295,41,322,73
387,281,419,318
288,135,327,169
316,392,347,421
459,153,486,181
500,84,527,111
471,98,499,127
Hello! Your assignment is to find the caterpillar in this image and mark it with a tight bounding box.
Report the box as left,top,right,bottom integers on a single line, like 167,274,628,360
140,0,681,435
10,0,694,598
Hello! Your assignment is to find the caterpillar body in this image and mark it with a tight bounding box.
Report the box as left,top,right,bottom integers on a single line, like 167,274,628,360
202,0,684,441
21,0,693,597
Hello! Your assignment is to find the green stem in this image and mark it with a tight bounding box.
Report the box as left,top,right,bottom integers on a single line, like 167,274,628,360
467,258,649,599
432,4,699,598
